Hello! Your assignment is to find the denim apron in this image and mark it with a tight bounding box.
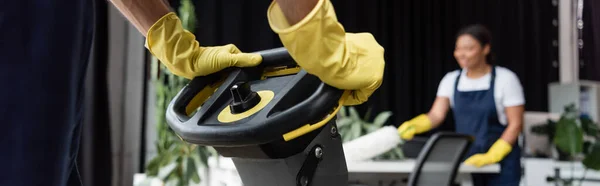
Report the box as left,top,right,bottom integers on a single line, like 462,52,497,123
452,67,521,186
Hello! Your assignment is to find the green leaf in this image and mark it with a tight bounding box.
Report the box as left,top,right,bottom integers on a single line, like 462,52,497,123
338,127,347,136
363,123,379,133
181,157,189,185
171,158,184,185
145,155,162,176
373,111,393,127
363,107,372,121
208,146,218,157
155,141,164,153
581,116,599,138
375,146,404,160
584,141,593,155
349,107,361,121
351,121,362,140
170,154,182,169
342,132,352,142
563,103,578,118
393,147,404,159
531,123,552,136
157,163,178,182
160,151,174,167
166,140,175,150
554,117,583,155
186,157,200,183
583,143,600,170
166,172,180,186
339,106,347,117
191,171,200,184
336,118,354,128
162,137,170,151
341,123,357,142
198,148,209,167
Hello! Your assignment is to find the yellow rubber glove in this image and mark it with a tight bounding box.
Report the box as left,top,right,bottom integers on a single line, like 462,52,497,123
397,114,432,140
146,12,262,79
267,0,385,106
464,139,513,167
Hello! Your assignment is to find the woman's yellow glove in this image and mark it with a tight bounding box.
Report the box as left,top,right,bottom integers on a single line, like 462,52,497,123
397,114,432,140
267,0,385,106
146,12,262,79
464,139,513,167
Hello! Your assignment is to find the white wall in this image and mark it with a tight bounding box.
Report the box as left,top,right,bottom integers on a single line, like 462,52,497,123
144,71,158,166
559,0,580,83
108,5,147,186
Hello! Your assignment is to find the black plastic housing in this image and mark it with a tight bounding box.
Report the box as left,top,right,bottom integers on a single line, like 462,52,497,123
165,47,345,147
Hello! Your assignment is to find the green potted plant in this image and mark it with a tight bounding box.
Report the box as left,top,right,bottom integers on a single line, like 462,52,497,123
143,0,217,185
336,106,404,160
531,103,600,185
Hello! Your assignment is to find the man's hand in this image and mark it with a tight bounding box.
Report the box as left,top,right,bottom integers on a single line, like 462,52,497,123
108,0,171,36
268,0,385,105
108,1,262,79
145,12,262,79
273,0,319,25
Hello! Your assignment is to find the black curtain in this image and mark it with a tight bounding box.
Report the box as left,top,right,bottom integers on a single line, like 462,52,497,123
178,0,559,135
579,0,600,81
329,0,560,135
186,0,560,134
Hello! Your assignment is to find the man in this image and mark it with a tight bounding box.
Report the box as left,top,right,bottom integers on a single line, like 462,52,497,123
109,0,386,106
0,0,384,185
0,0,94,185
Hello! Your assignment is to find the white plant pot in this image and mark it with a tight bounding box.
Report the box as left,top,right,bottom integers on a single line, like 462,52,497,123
133,166,210,186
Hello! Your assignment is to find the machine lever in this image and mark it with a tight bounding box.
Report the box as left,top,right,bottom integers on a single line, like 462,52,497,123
296,145,323,186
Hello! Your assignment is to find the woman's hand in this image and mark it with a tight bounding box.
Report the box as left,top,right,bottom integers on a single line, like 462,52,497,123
397,114,432,140
398,96,450,139
464,139,512,167
464,105,524,167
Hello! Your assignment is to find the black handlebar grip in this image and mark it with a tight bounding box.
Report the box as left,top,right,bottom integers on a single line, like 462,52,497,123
169,47,293,123
165,47,345,146
171,72,223,122
255,47,295,67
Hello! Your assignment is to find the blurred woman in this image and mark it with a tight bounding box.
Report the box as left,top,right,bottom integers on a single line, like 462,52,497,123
398,24,525,186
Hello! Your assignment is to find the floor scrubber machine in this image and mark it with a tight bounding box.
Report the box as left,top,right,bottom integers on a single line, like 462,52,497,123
166,47,353,186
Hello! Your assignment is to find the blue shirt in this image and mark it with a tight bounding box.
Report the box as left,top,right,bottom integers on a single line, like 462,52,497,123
0,0,94,185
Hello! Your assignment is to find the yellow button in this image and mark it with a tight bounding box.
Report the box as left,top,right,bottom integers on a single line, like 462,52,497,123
217,90,275,123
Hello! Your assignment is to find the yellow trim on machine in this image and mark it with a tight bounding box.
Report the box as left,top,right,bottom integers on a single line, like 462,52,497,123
184,67,297,122
181,67,349,142
262,66,301,79
185,80,224,115
217,90,275,123
282,90,350,141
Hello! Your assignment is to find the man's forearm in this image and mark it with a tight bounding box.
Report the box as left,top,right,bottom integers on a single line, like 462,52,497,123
109,0,171,36
274,0,319,25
